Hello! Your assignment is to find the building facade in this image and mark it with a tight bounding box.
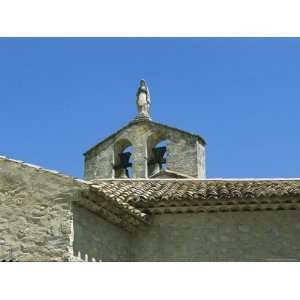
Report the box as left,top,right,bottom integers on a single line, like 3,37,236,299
0,80,300,262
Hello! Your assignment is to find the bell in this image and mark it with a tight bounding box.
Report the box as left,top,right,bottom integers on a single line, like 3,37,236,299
118,168,128,178
114,152,132,170
152,146,167,164
119,152,132,168
151,162,161,175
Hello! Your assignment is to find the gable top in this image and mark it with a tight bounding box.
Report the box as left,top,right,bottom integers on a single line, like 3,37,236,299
84,118,206,156
149,169,192,178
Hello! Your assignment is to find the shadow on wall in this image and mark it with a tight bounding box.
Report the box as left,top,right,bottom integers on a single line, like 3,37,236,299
72,204,131,262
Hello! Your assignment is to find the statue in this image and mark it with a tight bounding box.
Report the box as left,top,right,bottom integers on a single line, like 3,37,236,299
136,79,151,119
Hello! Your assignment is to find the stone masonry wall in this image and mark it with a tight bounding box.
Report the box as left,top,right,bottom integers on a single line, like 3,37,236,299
130,210,300,261
196,141,206,178
72,205,131,261
2,156,298,262
167,134,200,178
0,159,79,261
84,121,205,179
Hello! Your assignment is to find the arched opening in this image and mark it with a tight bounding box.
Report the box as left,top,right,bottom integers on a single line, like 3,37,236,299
113,139,134,178
147,132,169,177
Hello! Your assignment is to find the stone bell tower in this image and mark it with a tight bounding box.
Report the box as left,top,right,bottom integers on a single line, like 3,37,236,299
83,80,206,180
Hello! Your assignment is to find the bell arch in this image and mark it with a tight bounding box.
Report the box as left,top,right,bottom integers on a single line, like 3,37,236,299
147,132,169,177
113,138,134,178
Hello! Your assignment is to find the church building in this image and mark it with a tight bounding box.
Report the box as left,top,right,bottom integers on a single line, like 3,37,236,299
0,80,299,261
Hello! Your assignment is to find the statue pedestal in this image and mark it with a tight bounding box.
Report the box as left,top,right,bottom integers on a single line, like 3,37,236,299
133,114,152,122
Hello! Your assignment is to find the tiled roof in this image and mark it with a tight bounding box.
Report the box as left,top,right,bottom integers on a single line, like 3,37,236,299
2,155,300,223
79,184,149,231
93,179,300,214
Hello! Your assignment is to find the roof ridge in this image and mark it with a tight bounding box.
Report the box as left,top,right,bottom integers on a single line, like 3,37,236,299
94,178,300,181
0,155,93,185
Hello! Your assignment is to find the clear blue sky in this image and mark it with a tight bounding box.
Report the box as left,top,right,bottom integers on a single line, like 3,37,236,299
0,38,299,178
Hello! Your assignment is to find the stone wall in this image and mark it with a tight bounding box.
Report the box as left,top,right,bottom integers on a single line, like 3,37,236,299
167,133,200,178
196,141,206,178
4,157,299,262
130,210,300,261
84,120,205,179
72,205,131,261
0,159,79,261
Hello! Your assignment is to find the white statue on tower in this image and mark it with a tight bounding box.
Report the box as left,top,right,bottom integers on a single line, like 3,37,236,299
136,79,151,119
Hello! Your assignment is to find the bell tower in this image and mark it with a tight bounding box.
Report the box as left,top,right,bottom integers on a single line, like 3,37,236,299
83,80,206,180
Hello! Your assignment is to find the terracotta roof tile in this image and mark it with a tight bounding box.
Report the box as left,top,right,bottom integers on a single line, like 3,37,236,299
93,179,300,213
